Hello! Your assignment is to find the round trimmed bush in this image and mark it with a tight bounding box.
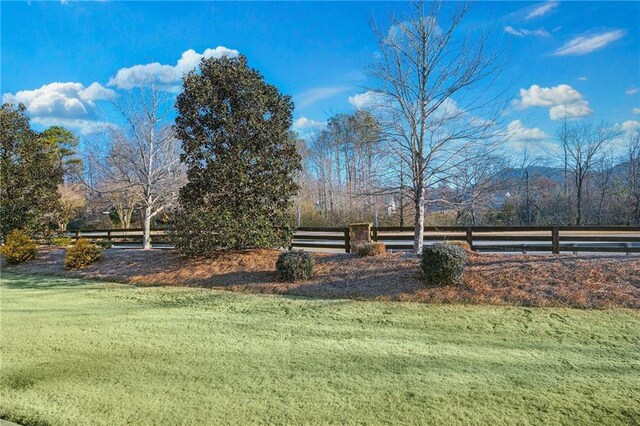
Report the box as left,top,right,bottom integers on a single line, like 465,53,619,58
276,251,314,282
0,230,37,264
356,242,386,257
421,243,467,286
64,239,103,269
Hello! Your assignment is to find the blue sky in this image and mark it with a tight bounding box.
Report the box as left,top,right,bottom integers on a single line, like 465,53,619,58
2,1,639,158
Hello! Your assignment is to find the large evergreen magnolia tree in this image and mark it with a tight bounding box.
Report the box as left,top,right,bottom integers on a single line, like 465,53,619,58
172,55,300,255
0,104,74,237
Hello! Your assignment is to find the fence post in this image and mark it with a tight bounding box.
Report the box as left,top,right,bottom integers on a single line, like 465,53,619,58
75,229,81,241
552,227,559,254
372,227,378,242
466,227,473,249
344,228,351,253
107,229,112,242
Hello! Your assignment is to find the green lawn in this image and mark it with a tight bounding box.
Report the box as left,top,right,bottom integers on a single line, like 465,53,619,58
1,273,639,425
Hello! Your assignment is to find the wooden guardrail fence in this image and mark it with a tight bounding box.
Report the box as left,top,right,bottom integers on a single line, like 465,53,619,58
70,226,640,254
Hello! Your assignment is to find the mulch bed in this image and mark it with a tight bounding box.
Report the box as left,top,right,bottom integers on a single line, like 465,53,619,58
3,246,640,309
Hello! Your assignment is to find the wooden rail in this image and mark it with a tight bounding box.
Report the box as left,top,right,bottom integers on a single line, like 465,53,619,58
69,226,640,254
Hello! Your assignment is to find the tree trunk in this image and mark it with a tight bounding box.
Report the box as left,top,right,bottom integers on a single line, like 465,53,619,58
413,187,425,254
576,185,582,226
143,205,152,249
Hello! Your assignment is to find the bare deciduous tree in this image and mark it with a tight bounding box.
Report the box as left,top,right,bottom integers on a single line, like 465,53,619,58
367,0,504,253
626,128,640,224
88,80,184,248
564,122,618,225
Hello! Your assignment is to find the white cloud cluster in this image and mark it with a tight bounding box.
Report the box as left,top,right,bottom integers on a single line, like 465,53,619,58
553,30,625,56
504,26,549,38
526,1,558,19
292,117,325,131
3,82,116,134
633,108,640,115
386,17,440,44
507,120,549,142
619,120,640,135
626,87,639,96
108,46,239,90
3,82,115,119
505,120,560,157
513,84,592,120
348,91,386,110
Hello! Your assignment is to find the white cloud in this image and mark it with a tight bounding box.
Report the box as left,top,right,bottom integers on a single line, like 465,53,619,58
553,30,626,56
505,120,560,157
577,76,588,81
633,108,640,115
31,117,113,136
348,91,386,110
386,17,441,44
507,120,549,142
295,86,350,109
626,87,639,95
3,81,117,135
620,120,640,134
292,117,325,131
108,46,239,90
504,26,550,38
513,84,592,120
609,120,640,152
526,1,558,19
3,81,115,120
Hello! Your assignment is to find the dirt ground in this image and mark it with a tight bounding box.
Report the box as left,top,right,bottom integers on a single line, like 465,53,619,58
3,246,639,308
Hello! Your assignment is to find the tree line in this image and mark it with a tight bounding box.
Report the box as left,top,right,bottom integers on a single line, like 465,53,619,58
2,1,639,255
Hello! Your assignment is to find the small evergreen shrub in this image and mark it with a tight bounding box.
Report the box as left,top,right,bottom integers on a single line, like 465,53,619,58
0,230,37,264
356,242,386,257
96,239,113,249
64,239,103,269
421,243,467,286
276,251,314,282
52,236,73,247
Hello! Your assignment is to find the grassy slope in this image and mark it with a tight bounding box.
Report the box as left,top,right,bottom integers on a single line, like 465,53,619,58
1,274,639,426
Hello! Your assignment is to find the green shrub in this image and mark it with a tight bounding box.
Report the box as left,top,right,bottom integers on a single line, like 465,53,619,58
356,242,386,256
64,239,103,269
276,251,314,282
0,230,37,264
52,236,73,247
96,239,113,249
421,243,467,286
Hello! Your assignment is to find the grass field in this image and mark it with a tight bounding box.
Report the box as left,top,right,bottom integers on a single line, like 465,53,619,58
1,273,639,425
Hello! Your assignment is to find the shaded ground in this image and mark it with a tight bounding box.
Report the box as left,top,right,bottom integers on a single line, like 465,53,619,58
1,274,639,425
4,246,639,308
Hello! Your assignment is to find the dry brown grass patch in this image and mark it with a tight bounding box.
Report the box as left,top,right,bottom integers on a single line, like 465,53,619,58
3,246,639,309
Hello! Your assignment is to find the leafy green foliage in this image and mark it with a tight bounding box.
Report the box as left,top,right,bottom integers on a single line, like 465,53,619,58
172,55,300,256
64,239,103,269
0,230,37,264
356,242,386,256
51,237,73,247
0,104,78,237
276,251,314,282
421,244,467,286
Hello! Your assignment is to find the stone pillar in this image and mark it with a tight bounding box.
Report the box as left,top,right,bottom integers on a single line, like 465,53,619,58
349,223,372,253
